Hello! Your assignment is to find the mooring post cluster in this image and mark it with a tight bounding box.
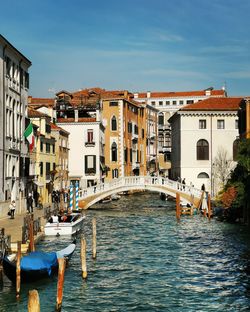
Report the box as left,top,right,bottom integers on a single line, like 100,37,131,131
176,191,212,221
26,216,97,311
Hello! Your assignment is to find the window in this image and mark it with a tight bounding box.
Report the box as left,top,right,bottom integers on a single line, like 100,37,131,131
199,119,207,129
46,143,50,153
46,162,50,180
111,116,117,131
173,101,177,105
159,101,163,106
233,139,239,161
235,119,239,129
87,129,94,143
46,124,51,133
134,124,138,134
179,100,184,105
197,139,209,160
109,101,118,106
151,101,155,106
217,120,225,129
24,72,29,89
52,144,55,153
197,172,209,178
111,142,117,162
128,122,132,133
187,100,194,104
40,162,43,176
85,155,96,174
142,129,145,138
158,114,164,125
6,57,11,76
166,101,170,105
40,142,43,152
112,168,119,178
124,148,127,162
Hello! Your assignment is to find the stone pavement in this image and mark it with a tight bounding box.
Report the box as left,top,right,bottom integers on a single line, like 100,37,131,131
0,208,46,243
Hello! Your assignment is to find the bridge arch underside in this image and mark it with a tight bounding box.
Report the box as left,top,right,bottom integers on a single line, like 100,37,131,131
79,185,200,209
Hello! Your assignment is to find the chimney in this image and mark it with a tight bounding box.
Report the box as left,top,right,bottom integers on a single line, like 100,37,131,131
134,93,138,99
147,91,151,98
205,87,213,96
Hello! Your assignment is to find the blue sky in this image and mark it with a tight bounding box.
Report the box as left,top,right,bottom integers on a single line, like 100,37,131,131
1,0,250,97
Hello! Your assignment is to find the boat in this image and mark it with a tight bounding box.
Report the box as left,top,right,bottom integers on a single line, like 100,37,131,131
2,240,76,283
44,212,85,236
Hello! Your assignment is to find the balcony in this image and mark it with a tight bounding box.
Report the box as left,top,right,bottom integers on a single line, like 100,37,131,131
85,141,96,147
85,168,96,175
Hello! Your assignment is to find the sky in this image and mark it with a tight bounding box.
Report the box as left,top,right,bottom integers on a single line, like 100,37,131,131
1,0,250,97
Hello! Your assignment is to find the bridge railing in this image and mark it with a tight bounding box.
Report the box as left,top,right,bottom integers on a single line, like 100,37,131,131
79,176,202,200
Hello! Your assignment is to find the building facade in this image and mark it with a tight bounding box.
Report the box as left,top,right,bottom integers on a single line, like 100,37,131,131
28,108,56,205
50,123,69,191
55,90,105,188
101,91,147,180
134,88,226,176
0,35,31,214
169,97,243,196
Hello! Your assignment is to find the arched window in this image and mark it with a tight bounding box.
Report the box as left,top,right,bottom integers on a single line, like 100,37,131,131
111,116,117,131
111,142,117,162
197,139,209,160
233,139,239,161
197,172,209,178
158,113,164,125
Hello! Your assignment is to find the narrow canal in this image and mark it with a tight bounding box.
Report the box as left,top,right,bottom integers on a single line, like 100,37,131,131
0,192,250,311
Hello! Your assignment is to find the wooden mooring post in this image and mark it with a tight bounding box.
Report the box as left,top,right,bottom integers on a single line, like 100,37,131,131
207,193,211,221
81,236,87,279
92,218,97,259
28,289,40,312
29,215,35,252
16,241,21,299
176,193,181,221
56,258,66,312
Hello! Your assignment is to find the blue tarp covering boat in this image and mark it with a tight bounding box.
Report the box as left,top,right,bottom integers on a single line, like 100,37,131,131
21,251,58,275
2,241,76,283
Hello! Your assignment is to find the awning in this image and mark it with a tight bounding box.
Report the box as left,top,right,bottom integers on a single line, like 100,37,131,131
33,181,44,187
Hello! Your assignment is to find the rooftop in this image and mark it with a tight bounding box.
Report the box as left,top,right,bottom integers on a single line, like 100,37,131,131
180,97,243,111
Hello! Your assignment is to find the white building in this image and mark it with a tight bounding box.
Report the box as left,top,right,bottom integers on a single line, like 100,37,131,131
134,88,226,150
169,97,242,196
55,91,105,188
0,35,31,207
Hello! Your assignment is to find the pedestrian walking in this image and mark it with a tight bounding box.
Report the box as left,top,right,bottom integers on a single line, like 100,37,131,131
201,183,205,191
27,193,34,213
9,200,16,219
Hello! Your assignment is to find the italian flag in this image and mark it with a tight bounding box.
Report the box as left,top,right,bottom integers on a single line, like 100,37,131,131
24,123,35,153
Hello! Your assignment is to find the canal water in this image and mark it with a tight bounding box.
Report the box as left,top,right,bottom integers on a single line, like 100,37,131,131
0,192,250,311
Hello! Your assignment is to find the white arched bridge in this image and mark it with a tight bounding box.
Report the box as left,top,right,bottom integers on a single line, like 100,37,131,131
78,176,203,209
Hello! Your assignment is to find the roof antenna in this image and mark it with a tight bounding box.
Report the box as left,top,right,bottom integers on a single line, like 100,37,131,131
222,81,227,96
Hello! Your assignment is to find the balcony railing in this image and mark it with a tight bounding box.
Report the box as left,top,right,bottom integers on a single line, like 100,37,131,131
85,141,96,147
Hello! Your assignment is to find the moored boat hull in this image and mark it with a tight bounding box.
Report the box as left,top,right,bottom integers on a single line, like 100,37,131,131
44,213,85,236
3,242,76,283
